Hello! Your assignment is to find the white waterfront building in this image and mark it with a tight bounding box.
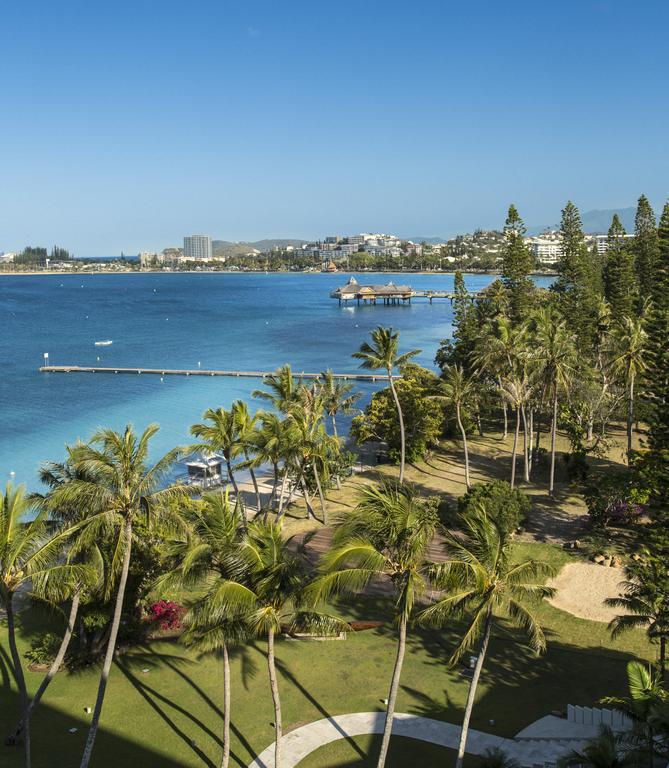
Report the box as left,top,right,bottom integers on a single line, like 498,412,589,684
183,234,212,260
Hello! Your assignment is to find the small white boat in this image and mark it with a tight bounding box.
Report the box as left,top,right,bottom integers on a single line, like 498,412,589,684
94,340,113,346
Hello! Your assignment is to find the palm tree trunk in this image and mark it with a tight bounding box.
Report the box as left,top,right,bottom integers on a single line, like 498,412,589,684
455,403,470,489
220,642,231,768
510,407,520,489
377,614,408,768
387,370,406,483
331,414,338,439
455,613,492,768
312,463,328,524
627,375,634,460
660,636,666,683
549,386,558,495
521,404,530,483
299,475,316,519
8,590,81,746
276,470,289,519
267,629,282,768
80,519,133,768
501,400,508,439
6,595,31,768
225,459,240,497
245,450,262,513
527,409,534,476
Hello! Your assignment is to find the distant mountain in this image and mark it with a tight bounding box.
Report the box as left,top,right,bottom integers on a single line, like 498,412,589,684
212,238,309,257
527,207,636,236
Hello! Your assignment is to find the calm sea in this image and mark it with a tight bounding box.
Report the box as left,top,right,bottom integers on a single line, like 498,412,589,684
0,272,549,489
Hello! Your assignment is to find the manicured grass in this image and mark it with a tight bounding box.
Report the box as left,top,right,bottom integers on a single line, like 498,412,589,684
295,735,477,767
0,549,652,768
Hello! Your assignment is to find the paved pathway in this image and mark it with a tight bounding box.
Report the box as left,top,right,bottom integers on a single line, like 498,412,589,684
249,711,586,768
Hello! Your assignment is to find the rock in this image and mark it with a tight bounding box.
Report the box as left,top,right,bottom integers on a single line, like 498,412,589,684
632,553,642,561
603,557,613,567
611,556,621,567
593,554,606,564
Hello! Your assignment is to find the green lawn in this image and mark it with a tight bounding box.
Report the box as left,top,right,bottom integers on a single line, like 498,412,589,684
0,542,653,768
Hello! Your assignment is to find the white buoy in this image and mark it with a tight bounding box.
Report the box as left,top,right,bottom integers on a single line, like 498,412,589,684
9,471,16,476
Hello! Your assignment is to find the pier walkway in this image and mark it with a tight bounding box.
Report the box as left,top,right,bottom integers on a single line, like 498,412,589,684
39,365,393,382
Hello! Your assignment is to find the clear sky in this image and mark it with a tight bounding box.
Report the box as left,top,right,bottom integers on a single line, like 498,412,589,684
1,0,667,256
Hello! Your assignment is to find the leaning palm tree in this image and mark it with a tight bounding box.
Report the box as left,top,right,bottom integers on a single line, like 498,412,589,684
0,483,91,768
191,408,241,495
532,309,577,494
608,315,647,459
558,725,637,768
352,327,421,482
157,491,249,768
311,482,439,768
436,365,477,489
231,400,263,511
418,505,555,768
319,369,360,439
606,556,669,680
49,425,187,768
6,450,104,747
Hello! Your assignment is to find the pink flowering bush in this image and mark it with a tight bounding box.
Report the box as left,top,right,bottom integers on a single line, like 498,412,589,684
146,600,184,631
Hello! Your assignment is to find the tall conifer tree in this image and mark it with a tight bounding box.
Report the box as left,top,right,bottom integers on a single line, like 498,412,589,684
501,204,534,321
553,201,600,345
604,214,637,321
634,194,659,302
643,202,669,502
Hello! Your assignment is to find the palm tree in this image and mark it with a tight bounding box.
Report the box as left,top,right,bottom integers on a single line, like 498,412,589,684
533,309,577,494
418,505,555,768
231,400,263,511
606,556,669,680
437,365,477,489
253,364,302,414
254,412,289,513
6,450,104,747
50,425,187,768
608,316,647,459
500,376,530,489
319,369,360,439
191,408,241,496
215,521,333,768
157,491,249,768
352,327,421,482
0,483,91,768
311,482,439,768
558,725,637,768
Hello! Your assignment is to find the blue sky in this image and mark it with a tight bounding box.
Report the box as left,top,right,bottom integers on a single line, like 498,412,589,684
1,0,667,256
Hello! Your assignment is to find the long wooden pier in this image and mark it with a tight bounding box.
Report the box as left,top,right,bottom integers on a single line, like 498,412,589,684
39,365,393,382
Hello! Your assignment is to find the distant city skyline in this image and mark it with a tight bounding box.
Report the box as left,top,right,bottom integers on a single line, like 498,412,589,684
1,0,667,257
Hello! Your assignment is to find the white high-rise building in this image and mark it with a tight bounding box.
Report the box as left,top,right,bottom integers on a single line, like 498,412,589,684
183,234,212,260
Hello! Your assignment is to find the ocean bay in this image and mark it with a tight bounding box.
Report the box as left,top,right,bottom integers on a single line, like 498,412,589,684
0,271,547,488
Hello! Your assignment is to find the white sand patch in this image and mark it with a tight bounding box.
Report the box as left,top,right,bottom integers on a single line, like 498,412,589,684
547,561,627,623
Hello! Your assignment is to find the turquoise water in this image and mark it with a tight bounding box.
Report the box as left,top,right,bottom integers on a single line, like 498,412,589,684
0,272,547,489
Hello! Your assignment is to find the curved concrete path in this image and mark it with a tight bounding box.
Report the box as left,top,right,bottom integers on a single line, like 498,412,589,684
249,711,585,768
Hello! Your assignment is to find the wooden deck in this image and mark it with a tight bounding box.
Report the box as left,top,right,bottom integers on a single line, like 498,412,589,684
39,365,394,381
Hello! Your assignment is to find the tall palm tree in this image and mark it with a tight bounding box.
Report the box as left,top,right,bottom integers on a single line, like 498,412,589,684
352,327,421,482
436,365,477,489
606,556,669,680
558,725,638,768
215,522,334,768
50,425,187,768
500,376,530,489
533,309,577,494
319,369,360,439
6,451,104,747
418,505,555,768
0,484,91,768
253,364,302,414
191,408,241,495
254,412,289,513
157,491,249,768
608,315,647,459
231,400,263,511
311,482,439,768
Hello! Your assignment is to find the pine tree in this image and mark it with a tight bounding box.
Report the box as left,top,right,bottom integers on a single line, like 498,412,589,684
604,214,637,321
643,202,669,503
633,195,659,303
501,204,535,320
553,201,600,345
